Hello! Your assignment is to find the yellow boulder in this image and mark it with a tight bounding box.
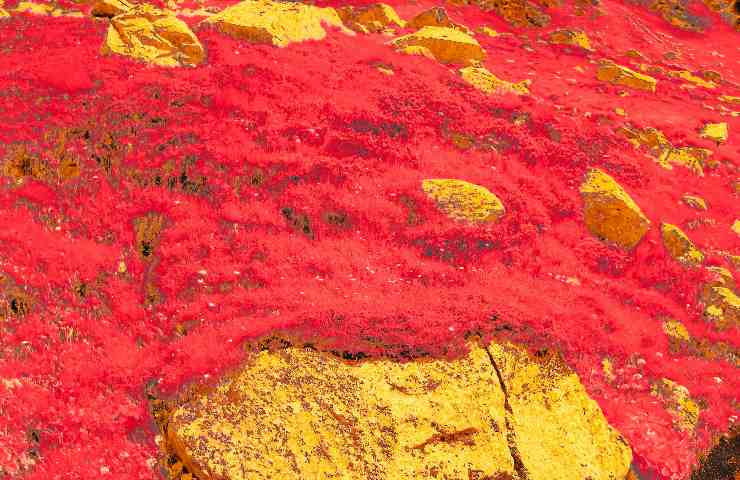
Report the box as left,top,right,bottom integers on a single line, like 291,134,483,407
459,66,531,95
391,26,485,66
733,219,740,236
701,285,740,330
681,194,707,210
101,5,205,67
548,29,593,51
580,168,651,250
166,339,632,480
665,147,712,176
597,60,657,92
91,0,132,17
699,122,728,143
202,0,349,48
0,7,8,17
661,223,704,266
406,6,471,33
668,70,716,89
422,178,505,223
337,3,405,33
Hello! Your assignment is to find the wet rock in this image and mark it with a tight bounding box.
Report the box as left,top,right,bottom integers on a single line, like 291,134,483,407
391,26,485,66
101,5,205,67
421,178,505,223
699,122,728,143
459,66,531,95
661,223,704,266
166,340,632,480
337,3,405,33
202,0,349,47
597,60,657,92
548,28,594,51
406,7,471,33
579,168,651,250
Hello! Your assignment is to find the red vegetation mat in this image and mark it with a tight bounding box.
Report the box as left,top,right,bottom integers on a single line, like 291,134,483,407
0,0,738,478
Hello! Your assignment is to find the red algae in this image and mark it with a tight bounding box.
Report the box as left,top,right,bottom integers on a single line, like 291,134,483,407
0,1,738,479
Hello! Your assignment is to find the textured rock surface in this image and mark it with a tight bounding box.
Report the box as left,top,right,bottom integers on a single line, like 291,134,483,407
202,0,349,47
580,168,651,250
101,5,204,66
597,60,658,92
661,223,704,266
337,3,406,33
459,65,531,95
422,178,505,223
391,26,485,65
166,340,632,480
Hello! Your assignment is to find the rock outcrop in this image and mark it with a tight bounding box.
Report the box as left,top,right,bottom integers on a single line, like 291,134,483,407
597,60,657,92
391,26,485,66
101,5,205,67
165,339,632,480
459,66,531,95
422,178,506,223
202,0,349,47
661,223,704,266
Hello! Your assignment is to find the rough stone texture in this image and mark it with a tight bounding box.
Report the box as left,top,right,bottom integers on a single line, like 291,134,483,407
337,3,406,33
202,0,350,48
459,66,531,95
702,286,740,330
101,5,205,67
474,0,551,27
681,194,708,210
548,28,593,51
597,60,657,92
422,178,505,223
579,168,651,250
166,340,632,480
91,0,132,18
651,379,702,432
406,7,471,33
700,122,729,143
661,223,704,266
391,26,485,66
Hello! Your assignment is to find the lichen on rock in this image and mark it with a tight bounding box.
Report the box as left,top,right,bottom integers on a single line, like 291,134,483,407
391,26,485,66
661,222,704,266
422,178,505,223
597,60,657,92
579,168,651,250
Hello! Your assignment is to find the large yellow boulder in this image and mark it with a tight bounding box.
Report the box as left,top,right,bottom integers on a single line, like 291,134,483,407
391,26,485,66
580,168,651,250
101,5,205,67
459,66,531,95
661,223,704,266
597,60,657,92
422,178,505,223
166,339,632,480
337,3,405,33
202,0,349,47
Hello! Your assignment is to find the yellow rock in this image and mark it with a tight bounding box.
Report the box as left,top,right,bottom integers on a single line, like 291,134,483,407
459,66,531,96
651,379,701,432
580,168,651,250
615,107,627,116
661,223,704,266
101,5,205,67
422,178,505,223
702,286,740,330
167,339,632,480
477,25,501,36
391,26,485,66
597,60,657,92
548,29,593,51
663,318,691,343
202,0,349,48
719,95,740,104
13,1,54,14
681,194,707,210
699,122,728,143
701,70,722,82
668,70,717,89
625,49,646,59
337,3,405,34
487,342,633,480
406,6,471,33
398,44,436,60
91,0,132,17
0,7,8,17
733,219,740,236
665,147,712,176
